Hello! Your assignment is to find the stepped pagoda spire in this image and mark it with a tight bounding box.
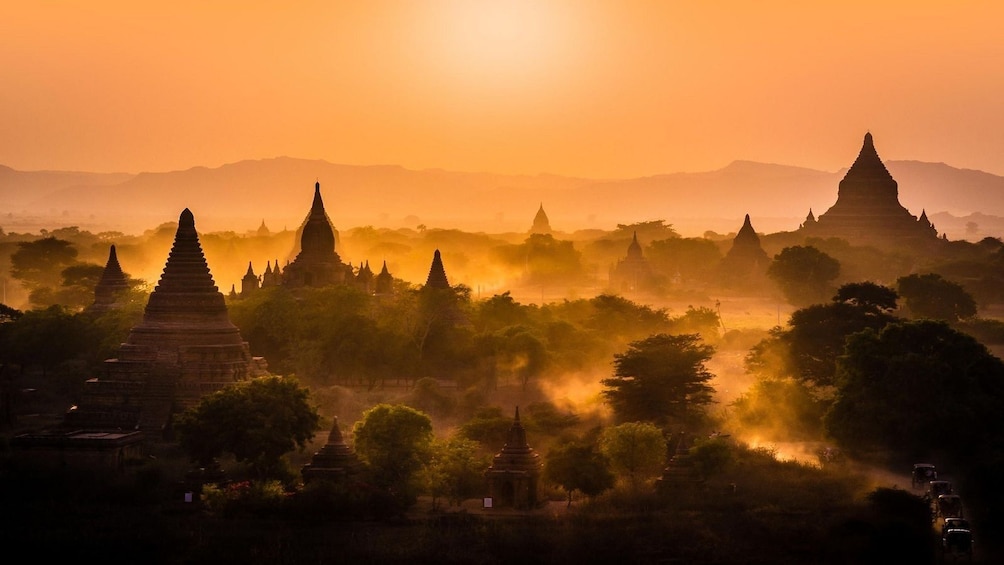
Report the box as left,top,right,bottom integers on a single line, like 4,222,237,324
627,231,643,260
64,208,254,435
375,260,394,295
241,261,259,296
283,181,347,287
125,209,247,355
485,406,542,509
425,249,450,289
89,244,130,313
531,203,552,235
801,132,940,248
301,417,362,484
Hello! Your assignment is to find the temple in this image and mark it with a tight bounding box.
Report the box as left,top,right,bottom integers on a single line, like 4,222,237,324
374,261,394,295
798,133,940,247
720,214,770,281
609,232,657,292
300,417,362,484
14,209,265,468
485,407,542,509
88,244,131,314
237,181,395,295
655,432,699,490
530,203,552,235
424,249,450,289
282,181,353,288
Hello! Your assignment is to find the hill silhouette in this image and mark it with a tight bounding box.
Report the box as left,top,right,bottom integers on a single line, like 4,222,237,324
4,157,1004,238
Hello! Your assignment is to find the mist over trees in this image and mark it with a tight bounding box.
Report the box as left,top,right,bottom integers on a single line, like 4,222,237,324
6,215,1004,562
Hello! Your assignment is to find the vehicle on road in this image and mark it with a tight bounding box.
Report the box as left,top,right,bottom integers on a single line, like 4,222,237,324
926,480,953,502
937,494,964,519
942,526,973,561
912,463,937,488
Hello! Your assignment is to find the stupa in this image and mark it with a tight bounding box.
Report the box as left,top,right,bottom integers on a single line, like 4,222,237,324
425,249,450,289
485,407,542,509
241,262,259,296
530,203,552,235
69,208,258,433
301,417,362,484
374,260,394,295
282,182,351,287
799,133,940,247
720,214,770,280
88,244,131,314
14,209,262,468
609,231,657,292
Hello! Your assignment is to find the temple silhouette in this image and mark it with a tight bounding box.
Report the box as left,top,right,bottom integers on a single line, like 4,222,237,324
239,181,396,296
13,209,265,468
798,132,941,247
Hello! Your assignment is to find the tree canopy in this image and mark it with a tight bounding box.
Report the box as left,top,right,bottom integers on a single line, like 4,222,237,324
602,333,715,426
824,320,1004,462
352,403,434,505
896,273,977,322
544,440,615,507
767,245,841,307
175,375,321,480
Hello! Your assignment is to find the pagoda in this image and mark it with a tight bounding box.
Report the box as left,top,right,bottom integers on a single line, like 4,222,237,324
799,133,940,247
301,417,362,484
485,407,542,509
530,203,552,235
720,214,770,279
282,182,351,287
14,209,262,468
88,244,131,314
69,208,258,433
425,249,450,289
240,262,259,296
609,232,657,292
374,260,394,295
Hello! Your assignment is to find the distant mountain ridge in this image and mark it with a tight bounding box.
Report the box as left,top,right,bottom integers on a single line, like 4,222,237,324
3,157,1004,238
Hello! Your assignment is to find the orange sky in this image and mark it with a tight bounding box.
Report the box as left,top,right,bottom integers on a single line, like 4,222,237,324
2,1,1003,178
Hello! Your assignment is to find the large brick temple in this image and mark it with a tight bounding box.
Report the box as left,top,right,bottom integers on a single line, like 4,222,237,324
798,132,941,248
13,209,264,469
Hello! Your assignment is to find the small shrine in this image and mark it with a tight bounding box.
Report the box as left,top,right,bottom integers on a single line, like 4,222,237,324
485,407,542,509
301,417,362,484
655,432,699,491
87,244,131,314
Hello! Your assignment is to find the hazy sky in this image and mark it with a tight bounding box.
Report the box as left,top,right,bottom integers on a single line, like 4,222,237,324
3,1,1003,178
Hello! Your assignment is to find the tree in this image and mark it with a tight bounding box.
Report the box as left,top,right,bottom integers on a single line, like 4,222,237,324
896,273,977,322
602,333,715,426
175,376,321,481
544,441,615,507
599,422,666,490
767,245,841,307
824,320,1004,461
352,404,434,506
9,237,78,293
424,436,490,508
833,282,898,313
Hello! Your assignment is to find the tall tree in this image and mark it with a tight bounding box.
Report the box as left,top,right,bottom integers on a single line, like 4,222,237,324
896,273,977,322
544,440,615,507
824,320,1004,461
599,422,666,490
767,245,841,307
175,376,321,481
352,403,434,506
602,333,715,426
9,238,79,307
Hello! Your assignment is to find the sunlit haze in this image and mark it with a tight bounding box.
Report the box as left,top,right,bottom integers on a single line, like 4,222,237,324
3,1,1003,178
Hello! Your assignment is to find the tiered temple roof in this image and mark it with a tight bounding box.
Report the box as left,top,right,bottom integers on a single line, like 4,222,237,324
531,203,552,235
68,209,256,434
800,133,940,246
375,260,394,295
301,417,362,484
609,231,657,292
283,182,350,287
485,407,542,509
425,249,450,289
89,244,131,314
